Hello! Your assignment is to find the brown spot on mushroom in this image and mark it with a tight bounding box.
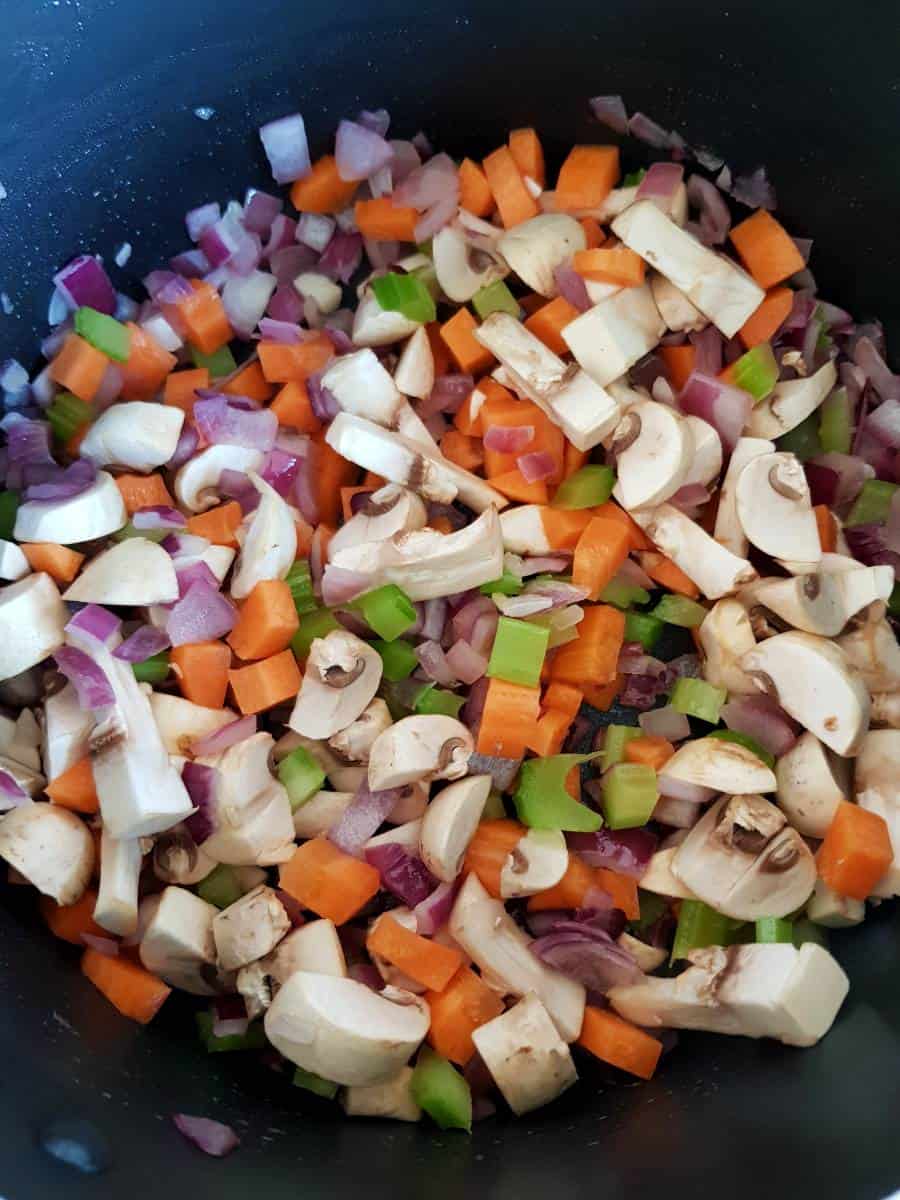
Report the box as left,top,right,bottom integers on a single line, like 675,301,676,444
407,455,430,492
610,411,642,457
824,716,838,731
361,492,401,519
510,846,529,875
322,659,366,688
437,737,467,772
803,574,821,600
747,668,780,701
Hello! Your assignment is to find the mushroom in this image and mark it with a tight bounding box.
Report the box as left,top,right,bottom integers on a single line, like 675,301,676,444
13,470,126,544
366,817,424,851
320,348,403,426
174,445,265,513
561,282,666,387
230,473,298,600
389,783,430,823
631,504,757,599
433,223,508,301
394,327,435,400
449,872,585,1042
871,692,900,728
41,683,94,782
499,504,554,556
698,599,759,695
610,400,692,509
659,736,777,794
328,698,392,765
496,214,586,297
149,693,237,757
635,847,700,899
836,615,900,693
197,734,296,866
713,436,775,557
266,918,348,984
499,828,569,899
0,753,45,798
294,271,342,314
419,773,491,882
393,399,441,450
328,485,428,558
63,538,179,605
79,401,184,472
735,451,820,564
740,631,870,756
212,884,291,972
618,931,668,973
650,273,708,333
289,630,383,740
747,361,838,439
236,961,273,1020
775,731,849,836
327,506,504,602
0,539,29,582
0,573,67,682
681,416,723,489
611,200,765,337
743,573,849,638
352,288,421,347
152,824,217,885
0,802,94,905
292,790,356,839
471,993,577,1116
94,830,145,937
342,1067,422,1123
139,885,220,995
671,794,816,920
0,708,42,773
264,973,430,1086
806,878,865,927
608,942,849,1047
368,715,473,790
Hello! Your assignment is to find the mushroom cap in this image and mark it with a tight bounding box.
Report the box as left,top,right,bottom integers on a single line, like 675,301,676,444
394,326,435,401
747,361,838,440
496,214,586,297
735,451,821,564
498,828,568,899
175,445,266,513
837,617,900,693
13,470,127,545
0,801,94,905
328,698,392,765
660,736,777,794
419,773,491,882
289,630,383,741
638,847,700,899
698,598,759,695
561,282,666,388
341,1067,422,1123
713,436,775,557
79,401,184,472
63,538,179,605
368,715,473,790
230,473,297,600
266,918,347,984
139,885,219,995
854,729,900,803
328,484,427,558
434,223,508,302
152,825,217,886
775,730,848,837
0,572,68,682
320,348,403,426
744,572,848,637
149,693,237,757
611,399,692,510
471,993,577,1116
352,289,421,347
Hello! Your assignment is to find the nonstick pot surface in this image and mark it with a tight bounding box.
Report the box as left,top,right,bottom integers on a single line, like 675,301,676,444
1,1,899,1196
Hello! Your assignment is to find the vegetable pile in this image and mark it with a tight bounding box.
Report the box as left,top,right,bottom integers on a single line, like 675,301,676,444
0,93,898,1142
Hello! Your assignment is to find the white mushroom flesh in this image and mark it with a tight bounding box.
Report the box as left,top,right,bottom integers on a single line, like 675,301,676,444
0,802,94,905
496,214,586,297
328,485,428,558
13,471,126,545
610,400,692,510
735,452,821,564
632,503,757,599
230,473,297,600
419,773,490,882
79,402,184,472
747,361,838,439
94,829,144,936
342,1067,422,1122
561,282,666,388
139,885,219,995
63,538,179,605
0,573,68,682
321,348,403,426
174,445,265,513
660,737,777,794
394,326,435,401
698,598,759,694
368,715,473,790
471,992,577,1116
289,630,383,740
775,731,849,837
212,884,291,972
499,828,569,899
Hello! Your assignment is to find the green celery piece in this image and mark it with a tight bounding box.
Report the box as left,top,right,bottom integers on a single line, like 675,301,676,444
671,899,740,962
371,272,436,324
373,637,419,681
599,578,650,610
845,479,898,527
482,789,507,819
818,386,852,454
601,725,641,769
792,919,829,950
196,1011,267,1053
728,341,778,403
552,465,616,509
472,279,520,320
291,608,341,660
132,652,169,685
278,746,326,811
284,560,317,616
513,753,603,831
353,584,416,641
889,581,900,620
670,677,726,724
601,762,658,830
0,491,19,541
633,889,667,932
414,685,465,718
624,611,664,652
755,916,794,944
47,392,93,443
293,1067,339,1099
776,412,822,462
74,306,131,361
708,728,775,769
486,616,550,688
622,169,647,187
480,568,524,597
411,1047,472,1132
650,593,707,629
197,864,246,909
191,344,237,377
112,521,168,544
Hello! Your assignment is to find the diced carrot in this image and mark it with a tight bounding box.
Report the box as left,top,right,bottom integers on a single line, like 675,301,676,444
555,145,619,212
367,915,463,992
41,889,105,945
440,430,484,473
482,395,564,483
658,344,697,392
574,246,645,287
258,333,333,384
115,473,175,515
639,551,700,599
625,735,675,771
173,281,232,356
458,158,494,218
295,517,315,558
592,500,653,551
581,676,622,711
440,308,495,375
120,324,178,400
551,605,625,686
563,443,590,480
426,966,505,1066
341,486,373,522
476,677,541,760
163,367,209,415
524,296,580,355
186,501,243,549
354,197,419,242
312,435,358,526
579,217,606,249
290,155,359,214
20,543,84,586
227,580,300,662
528,855,639,919
817,801,893,900
49,334,109,402
488,469,549,505
426,322,453,377
738,286,794,349
542,681,583,722
222,359,274,401
579,1006,662,1080
482,146,540,229
572,517,632,600
229,649,302,715
428,515,452,535
729,210,805,289
525,708,572,757
815,504,836,553
540,506,594,550
47,757,98,813
465,819,528,898
170,642,231,709
279,837,380,924
270,379,321,432
509,128,545,188
81,948,171,1024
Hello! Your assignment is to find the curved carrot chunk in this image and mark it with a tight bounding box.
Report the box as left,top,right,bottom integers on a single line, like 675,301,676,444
464,819,527,899
426,967,505,1065
279,837,380,924
81,948,171,1024
579,1006,662,1080
367,915,463,992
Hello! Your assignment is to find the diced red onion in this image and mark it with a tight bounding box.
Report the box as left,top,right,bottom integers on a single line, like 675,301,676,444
628,112,671,148
335,119,393,183
262,215,298,264
845,523,900,573
686,175,731,246
261,447,299,498
267,285,306,324
855,336,900,402
638,162,684,203
168,249,210,279
568,828,657,878
193,393,277,452
167,581,236,647
806,453,872,511
81,933,119,958
419,374,475,420
132,505,186,531
729,166,776,210
483,424,534,454
191,715,257,758
721,696,799,757
185,202,221,242
53,255,116,315
394,153,460,242
519,554,572,576
0,771,30,810
221,271,277,339
297,212,336,253
412,878,459,935
112,625,170,663
866,397,900,449
421,598,447,641
444,639,488,685
689,326,724,376
517,450,557,484
616,558,656,589
318,232,363,284
329,783,403,857
364,843,437,907
242,190,283,238
588,95,629,135
657,774,717,804
886,491,900,555
415,640,459,687
257,318,303,345
259,113,311,185
348,963,384,991
553,263,592,312
639,705,691,741
23,458,97,503
530,926,642,992
65,604,121,647
524,581,590,610
670,482,710,516
172,1114,239,1158
269,243,318,283
54,646,115,711
320,566,371,608
678,370,751,452
175,561,220,598
652,794,702,829
451,595,495,644
182,762,218,843
217,469,258,514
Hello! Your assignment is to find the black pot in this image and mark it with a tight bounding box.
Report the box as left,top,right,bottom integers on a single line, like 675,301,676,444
1,1,899,1196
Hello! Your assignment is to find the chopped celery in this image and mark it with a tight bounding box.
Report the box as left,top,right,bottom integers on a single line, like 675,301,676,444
131,651,169,685
411,1047,472,1132
480,568,524,597
293,1067,339,1099
889,581,900,620
552,465,616,509
47,392,93,443
513,753,603,832
633,889,667,932
111,521,168,544
672,899,740,961
371,272,436,324
353,584,416,641
775,412,822,462
486,616,550,688
728,342,778,402
414,685,465,718
845,478,898,527
818,386,852,454
601,725,641,769
284,560,317,616
291,608,342,660
599,578,650,610
624,611,664,652
792,919,829,950
74,306,131,361
373,637,419,681
472,279,520,320
196,1011,267,1053
708,728,775,769
601,762,658,829
622,169,647,187
0,491,19,541
190,344,237,376
482,789,507,819
650,594,707,629
670,677,726,724
755,916,794,944
278,746,326,810
196,865,245,909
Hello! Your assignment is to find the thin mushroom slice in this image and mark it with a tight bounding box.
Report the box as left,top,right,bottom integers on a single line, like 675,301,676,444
735,452,821,564
836,616,900,693
63,538,179,605
775,731,849,837
747,361,838,440
698,599,759,695
289,630,383,741
230,473,297,600
419,773,491,882
328,699,392,766
320,348,403,426
496,214,586,297
632,504,757,600
744,573,848,637
610,400,692,510
394,326,435,401
713,436,775,558
499,829,568,899
368,715,473,790
660,736,776,794
434,223,508,301
327,484,428,558
681,416,723,490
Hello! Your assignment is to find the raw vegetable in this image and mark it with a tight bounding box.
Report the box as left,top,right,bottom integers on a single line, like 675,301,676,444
578,1006,662,1080
371,273,437,323
601,763,658,829
756,917,794,944
353,584,417,641
411,1047,472,1132
513,753,603,831
278,746,326,810
671,899,737,961
670,677,727,724
487,616,550,688
552,465,616,509
81,948,171,1025
816,802,893,900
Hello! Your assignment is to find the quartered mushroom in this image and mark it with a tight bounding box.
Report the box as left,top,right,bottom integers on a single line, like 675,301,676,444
153,825,217,885
618,931,668,973
698,599,759,694
264,972,430,1086
0,572,68,682
320,348,403,425
610,399,692,509
393,400,441,450
471,993,577,1116
807,878,865,927
742,573,848,638
496,213,586,297
499,828,568,899
139,885,220,995
13,470,126,544
561,282,666,388
367,818,424,851
632,504,757,600
650,274,708,333
741,631,870,756
836,614,900,693
342,1067,422,1123
735,452,820,564
94,830,145,937
294,271,342,313
352,288,421,347
433,223,508,301
854,730,900,896
660,736,776,794
197,733,296,866
328,697,393,767
746,361,838,439
630,847,698,900
713,436,775,557
41,683,94,782
149,693,237,757
498,504,556,556
266,918,348,984
419,773,491,882
0,539,29,582
212,884,291,972
79,401,184,472
681,416,723,489
328,484,427,558
289,630,383,740
671,794,816,919
775,731,849,837
368,715,473,790
871,692,900,728
230,473,297,600
393,326,435,400
0,802,94,905
63,538,179,605
174,445,265,513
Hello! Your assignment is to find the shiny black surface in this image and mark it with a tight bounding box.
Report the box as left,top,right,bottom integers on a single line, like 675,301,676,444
1,0,899,1195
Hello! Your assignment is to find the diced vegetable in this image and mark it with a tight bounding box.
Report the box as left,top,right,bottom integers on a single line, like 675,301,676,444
414,685,466,718
81,948,171,1025
74,307,131,362
755,917,794,944
367,915,463,991
552,465,616,510
514,753,602,831
624,735,675,771
426,967,505,1066
572,517,631,601
729,209,805,289
0,491,18,541
132,651,170,684
707,728,775,769
599,579,650,610
624,611,664,651
818,387,852,454
650,594,707,629
170,642,230,709
578,1006,662,1080
601,763,658,829
190,344,237,376
671,899,738,961
816,801,893,900
279,837,381,924
228,580,300,661
293,1067,339,1099
374,638,419,681
228,650,303,715
410,1047,472,1132
278,746,326,810
480,568,524,597
353,584,417,642
602,725,642,768
845,479,898,527
487,616,550,688
47,392,93,443
196,1011,267,1053
197,865,246,910
776,411,822,461
670,677,727,724
722,341,778,402
291,608,342,660
472,280,520,320
371,272,437,324
551,605,625,686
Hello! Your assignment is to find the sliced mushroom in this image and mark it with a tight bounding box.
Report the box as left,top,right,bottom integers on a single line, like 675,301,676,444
328,485,428,558
837,616,900,693
149,693,237,757
659,736,776,794
0,539,30,582
393,399,441,450
264,972,430,1086
433,223,508,302
747,361,838,439
352,288,421,347
197,734,296,866
328,698,392,765
13,470,126,544
471,993,577,1116
321,348,403,426
871,692,900,728
775,731,849,837
294,271,342,314
230,473,297,600
174,445,265,513
393,327,435,401
632,504,757,600
744,573,848,637
610,400,692,510
496,214,586,297
79,401,184,472
698,598,759,695
713,436,775,557
212,884,291,972
650,273,708,333
618,931,668,973
94,829,144,936
681,415,723,490
139,885,219,995
342,1066,422,1122
854,737,900,897
63,538,179,605
498,504,553,556
368,715,473,790
289,630,382,740
366,817,423,850
153,825,217,885
0,573,67,683
387,783,430,824
236,961,273,1020
0,709,41,773
419,774,491,882
735,452,821,564
638,847,701,899
0,752,44,798
741,631,870,756
41,683,93,782
292,790,356,839
266,918,348,984
0,802,94,905
499,828,568,899
561,282,666,387
806,878,865,927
